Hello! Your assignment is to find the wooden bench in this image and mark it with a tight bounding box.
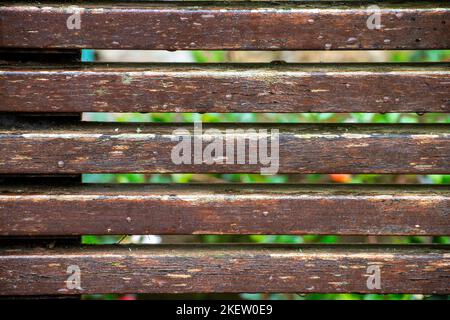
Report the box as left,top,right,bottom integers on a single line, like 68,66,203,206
0,1,449,297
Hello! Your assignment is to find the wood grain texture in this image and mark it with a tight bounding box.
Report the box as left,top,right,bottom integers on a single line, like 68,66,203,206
1,63,449,113
1,2,449,50
1,183,450,236
0,244,448,295
0,118,449,174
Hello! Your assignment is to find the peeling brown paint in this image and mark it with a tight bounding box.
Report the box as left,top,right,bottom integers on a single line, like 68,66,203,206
0,1,449,299
0,119,448,174
1,63,449,113
0,3,449,50
0,244,448,295
0,182,449,236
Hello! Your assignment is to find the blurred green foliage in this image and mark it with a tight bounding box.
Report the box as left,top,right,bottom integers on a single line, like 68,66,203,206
83,50,450,300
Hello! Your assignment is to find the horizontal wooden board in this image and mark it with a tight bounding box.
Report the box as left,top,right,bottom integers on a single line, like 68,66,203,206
1,63,449,113
0,244,448,295
1,2,449,50
1,183,449,236
0,118,449,174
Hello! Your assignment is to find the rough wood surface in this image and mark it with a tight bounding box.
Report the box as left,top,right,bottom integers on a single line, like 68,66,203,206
0,118,449,174
0,244,448,295
1,2,449,50
1,63,449,113
1,183,449,236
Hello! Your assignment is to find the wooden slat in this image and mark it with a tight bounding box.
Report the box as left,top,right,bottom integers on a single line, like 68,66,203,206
1,2,449,50
0,119,449,174
0,183,449,236
1,63,449,113
0,244,448,295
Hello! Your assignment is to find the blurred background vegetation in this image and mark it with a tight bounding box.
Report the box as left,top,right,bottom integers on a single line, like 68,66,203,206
81,49,450,300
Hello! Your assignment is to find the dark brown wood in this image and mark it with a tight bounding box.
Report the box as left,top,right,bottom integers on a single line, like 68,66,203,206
0,244,448,295
1,183,449,236
1,2,449,50
1,63,449,113
0,118,449,174
0,48,83,298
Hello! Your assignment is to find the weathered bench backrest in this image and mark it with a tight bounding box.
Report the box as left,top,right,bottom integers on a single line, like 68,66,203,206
0,1,449,296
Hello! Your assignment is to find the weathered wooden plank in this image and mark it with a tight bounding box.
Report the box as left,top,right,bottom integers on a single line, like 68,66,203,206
0,244,448,295
0,49,84,298
0,118,449,174
1,63,449,113
1,2,449,50
0,183,449,236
